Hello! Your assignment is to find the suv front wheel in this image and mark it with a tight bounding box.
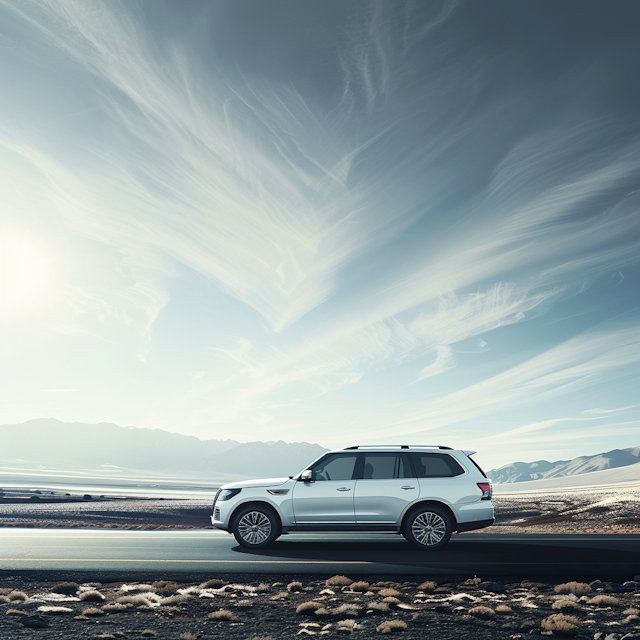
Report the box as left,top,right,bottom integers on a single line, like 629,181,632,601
232,505,281,549
402,504,452,550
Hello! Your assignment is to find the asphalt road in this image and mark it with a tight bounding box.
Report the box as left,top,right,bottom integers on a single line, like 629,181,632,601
0,529,638,581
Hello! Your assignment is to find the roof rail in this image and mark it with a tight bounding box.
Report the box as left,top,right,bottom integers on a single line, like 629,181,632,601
344,445,452,450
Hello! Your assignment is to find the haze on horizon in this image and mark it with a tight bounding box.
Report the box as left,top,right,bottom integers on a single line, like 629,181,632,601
0,0,639,470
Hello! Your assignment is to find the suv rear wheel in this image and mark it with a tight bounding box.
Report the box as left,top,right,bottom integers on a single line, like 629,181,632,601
232,505,281,549
402,504,452,550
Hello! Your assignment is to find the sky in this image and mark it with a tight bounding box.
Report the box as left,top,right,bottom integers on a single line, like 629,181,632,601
1,0,639,470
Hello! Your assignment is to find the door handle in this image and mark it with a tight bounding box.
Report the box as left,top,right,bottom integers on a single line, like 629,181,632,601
401,486,415,490
336,487,351,491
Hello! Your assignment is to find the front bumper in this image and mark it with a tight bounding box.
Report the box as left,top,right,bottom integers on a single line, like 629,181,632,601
211,515,229,532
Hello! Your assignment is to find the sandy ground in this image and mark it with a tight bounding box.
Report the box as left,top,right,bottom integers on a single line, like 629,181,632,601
1,575,639,640
1,490,639,533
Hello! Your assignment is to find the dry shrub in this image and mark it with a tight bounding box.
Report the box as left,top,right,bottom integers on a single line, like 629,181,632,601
7,591,28,602
588,595,619,607
180,634,199,640
541,614,580,637
623,608,639,615
418,581,437,593
202,579,227,589
117,595,153,607
141,631,158,638
376,620,407,633
208,609,236,621
82,607,104,617
255,583,270,592
79,590,105,602
37,606,74,614
51,582,79,595
332,604,362,618
0,589,11,595
287,581,303,592
326,576,353,587
235,600,254,608
367,602,390,613
552,600,579,612
350,581,370,593
337,619,356,632
103,603,132,613
462,578,482,588
161,594,190,605
623,614,640,624
151,580,179,595
96,635,115,639
468,606,495,619
297,602,323,615
378,588,401,597
5,609,24,615
382,597,400,606
495,605,513,614
553,582,591,596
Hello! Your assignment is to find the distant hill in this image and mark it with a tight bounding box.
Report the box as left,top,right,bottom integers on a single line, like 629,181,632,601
0,419,327,478
488,446,640,484
201,440,328,478
493,460,640,493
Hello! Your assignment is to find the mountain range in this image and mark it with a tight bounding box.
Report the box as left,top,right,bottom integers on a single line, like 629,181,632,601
488,446,640,483
0,419,327,479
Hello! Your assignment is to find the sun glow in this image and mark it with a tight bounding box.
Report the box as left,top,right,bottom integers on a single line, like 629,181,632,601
0,237,50,312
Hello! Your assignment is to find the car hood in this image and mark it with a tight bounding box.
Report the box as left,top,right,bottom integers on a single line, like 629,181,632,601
221,477,291,490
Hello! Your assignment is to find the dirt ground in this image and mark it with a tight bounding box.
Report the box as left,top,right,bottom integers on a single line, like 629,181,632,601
1,574,639,640
1,490,639,533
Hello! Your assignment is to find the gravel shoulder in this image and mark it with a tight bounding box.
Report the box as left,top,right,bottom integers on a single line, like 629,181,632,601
1,490,639,533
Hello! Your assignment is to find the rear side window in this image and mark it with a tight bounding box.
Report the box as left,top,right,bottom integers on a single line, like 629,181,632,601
410,453,464,478
360,453,412,479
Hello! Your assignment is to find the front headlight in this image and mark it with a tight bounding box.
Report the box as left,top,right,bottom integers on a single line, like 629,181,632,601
218,488,242,501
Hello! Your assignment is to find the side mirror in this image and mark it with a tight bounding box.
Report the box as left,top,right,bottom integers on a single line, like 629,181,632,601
300,469,313,482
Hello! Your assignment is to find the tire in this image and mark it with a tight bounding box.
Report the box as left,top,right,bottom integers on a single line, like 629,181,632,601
232,504,281,549
402,504,453,550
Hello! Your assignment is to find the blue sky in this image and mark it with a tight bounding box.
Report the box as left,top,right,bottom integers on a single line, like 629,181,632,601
0,0,639,469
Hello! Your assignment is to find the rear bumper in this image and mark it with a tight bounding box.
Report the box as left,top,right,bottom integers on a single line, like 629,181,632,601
456,518,494,533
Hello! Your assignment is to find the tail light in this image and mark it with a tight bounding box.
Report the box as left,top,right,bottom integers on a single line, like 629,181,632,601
477,482,492,500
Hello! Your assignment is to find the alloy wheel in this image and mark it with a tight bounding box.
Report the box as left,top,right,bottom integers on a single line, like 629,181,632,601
237,511,272,545
411,511,446,546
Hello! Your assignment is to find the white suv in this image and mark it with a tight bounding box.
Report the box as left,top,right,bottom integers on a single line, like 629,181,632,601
210,445,493,550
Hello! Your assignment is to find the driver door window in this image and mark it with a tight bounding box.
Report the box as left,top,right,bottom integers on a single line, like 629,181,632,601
313,454,358,481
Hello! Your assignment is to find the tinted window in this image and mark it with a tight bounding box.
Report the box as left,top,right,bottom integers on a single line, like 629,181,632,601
311,454,358,481
410,453,464,478
361,453,412,479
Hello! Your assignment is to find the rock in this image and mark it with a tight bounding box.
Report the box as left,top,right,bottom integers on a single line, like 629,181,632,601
479,581,505,593
621,634,640,640
604,634,621,640
18,615,49,629
590,580,606,590
622,581,638,590
594,634,604,640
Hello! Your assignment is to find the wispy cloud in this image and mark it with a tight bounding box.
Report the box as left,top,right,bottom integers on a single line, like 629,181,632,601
361,317,640,439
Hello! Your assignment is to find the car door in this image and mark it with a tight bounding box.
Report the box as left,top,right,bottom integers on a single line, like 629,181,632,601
354,452,418,523
292,453,358,523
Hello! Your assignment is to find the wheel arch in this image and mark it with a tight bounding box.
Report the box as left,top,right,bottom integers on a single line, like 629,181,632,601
401,500,458,532
230,500,283,534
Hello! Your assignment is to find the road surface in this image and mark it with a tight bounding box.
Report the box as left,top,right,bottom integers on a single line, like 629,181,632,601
0,529,638,581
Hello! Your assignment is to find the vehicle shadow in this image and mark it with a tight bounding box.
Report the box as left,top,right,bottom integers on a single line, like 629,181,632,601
228,536,640,577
